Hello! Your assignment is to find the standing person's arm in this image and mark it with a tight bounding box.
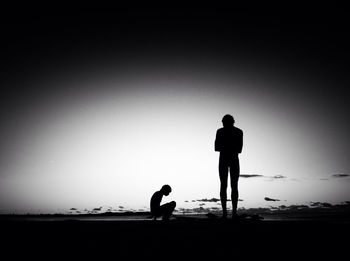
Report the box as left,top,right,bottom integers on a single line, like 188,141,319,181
215,130,221,152
238,130,243,153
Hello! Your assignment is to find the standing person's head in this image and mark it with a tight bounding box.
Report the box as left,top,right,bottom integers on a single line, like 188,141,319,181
222,114,235,128
160,184,172,196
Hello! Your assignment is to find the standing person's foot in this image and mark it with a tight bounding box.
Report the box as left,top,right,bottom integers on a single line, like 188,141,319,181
219,216,228,222
220,211,228,220
231,212,239,221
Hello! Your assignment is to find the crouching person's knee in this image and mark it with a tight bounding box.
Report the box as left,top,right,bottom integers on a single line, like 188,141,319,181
170,201,176,210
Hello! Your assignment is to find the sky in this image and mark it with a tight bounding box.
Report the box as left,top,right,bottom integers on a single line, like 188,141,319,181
0,8,349,214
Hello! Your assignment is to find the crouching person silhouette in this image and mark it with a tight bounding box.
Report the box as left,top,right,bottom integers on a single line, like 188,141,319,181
150,185,176,221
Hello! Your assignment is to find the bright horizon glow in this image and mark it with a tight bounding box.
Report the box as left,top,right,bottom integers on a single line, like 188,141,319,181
0,62,349,214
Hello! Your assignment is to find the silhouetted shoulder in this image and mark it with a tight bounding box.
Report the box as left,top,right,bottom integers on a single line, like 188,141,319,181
216,127,224,134
234,126,243,135
217,127,243,133
216,126,243,136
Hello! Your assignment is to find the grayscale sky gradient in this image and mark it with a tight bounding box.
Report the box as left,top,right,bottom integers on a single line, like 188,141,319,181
0,9,349,213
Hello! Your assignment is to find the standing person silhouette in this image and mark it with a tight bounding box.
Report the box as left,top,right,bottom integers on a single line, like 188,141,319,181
215,114,243,219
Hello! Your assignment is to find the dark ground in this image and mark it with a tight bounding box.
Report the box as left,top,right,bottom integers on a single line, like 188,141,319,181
1,217,349,259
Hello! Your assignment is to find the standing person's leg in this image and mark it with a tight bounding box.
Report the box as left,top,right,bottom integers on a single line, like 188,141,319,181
219,157,229,218
230,155,240,217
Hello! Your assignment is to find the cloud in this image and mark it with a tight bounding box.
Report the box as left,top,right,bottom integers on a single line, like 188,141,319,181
240,174,264,178
272,175,285,179
280,204,309,210
193,198,243,203
70,208,77,210
178,206,226,214
239,174,286,179
264,197,280,202
310,202,333,208
332,174,350,178
196,198,221,202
